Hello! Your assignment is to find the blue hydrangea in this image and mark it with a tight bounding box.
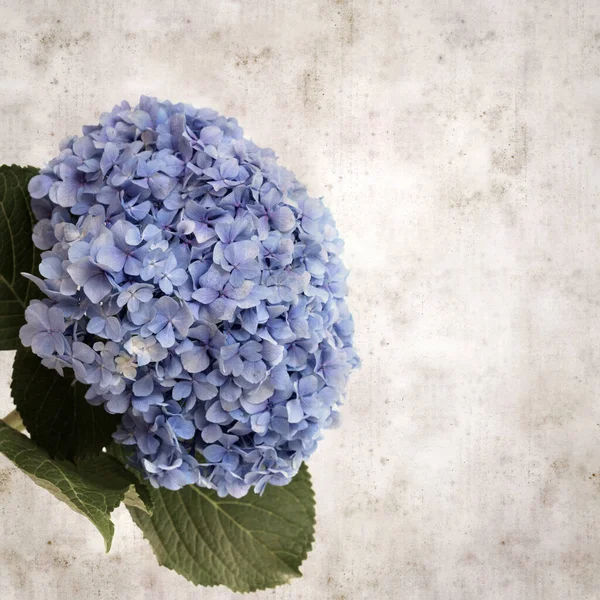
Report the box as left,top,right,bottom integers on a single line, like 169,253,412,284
20,96,359,497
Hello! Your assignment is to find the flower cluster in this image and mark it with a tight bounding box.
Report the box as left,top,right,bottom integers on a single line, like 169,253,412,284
20,96,359,497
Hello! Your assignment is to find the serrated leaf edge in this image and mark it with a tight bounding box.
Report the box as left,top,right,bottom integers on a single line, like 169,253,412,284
128,467,316,593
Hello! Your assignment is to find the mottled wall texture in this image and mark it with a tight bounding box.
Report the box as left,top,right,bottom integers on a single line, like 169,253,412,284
0,0,599,598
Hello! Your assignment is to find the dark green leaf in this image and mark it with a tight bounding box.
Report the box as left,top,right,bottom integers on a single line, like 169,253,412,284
11,346,120,460
0,420,136,551
106,442,153,515
0,164,41,350
128,464,315,592
76,452,153,515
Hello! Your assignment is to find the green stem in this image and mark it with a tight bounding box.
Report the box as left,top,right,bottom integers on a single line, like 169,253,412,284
2,409,25,432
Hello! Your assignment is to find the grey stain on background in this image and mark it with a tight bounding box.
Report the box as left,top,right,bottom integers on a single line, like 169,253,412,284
0,0,600,599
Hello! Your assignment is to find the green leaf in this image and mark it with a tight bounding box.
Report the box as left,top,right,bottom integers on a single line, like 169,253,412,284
123,483,154,515
105,443,154,515
11,346,120,461
0,420,137,551
0,164,41,350
128,464,316,592
76,452,153,515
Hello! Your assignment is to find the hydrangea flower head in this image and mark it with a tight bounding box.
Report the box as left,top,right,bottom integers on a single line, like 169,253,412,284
21,96,359,497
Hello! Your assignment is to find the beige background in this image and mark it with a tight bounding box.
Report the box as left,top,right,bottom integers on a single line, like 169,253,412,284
1,0,600,598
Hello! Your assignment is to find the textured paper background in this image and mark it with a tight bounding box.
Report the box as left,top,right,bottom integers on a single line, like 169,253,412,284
1,1,600,598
